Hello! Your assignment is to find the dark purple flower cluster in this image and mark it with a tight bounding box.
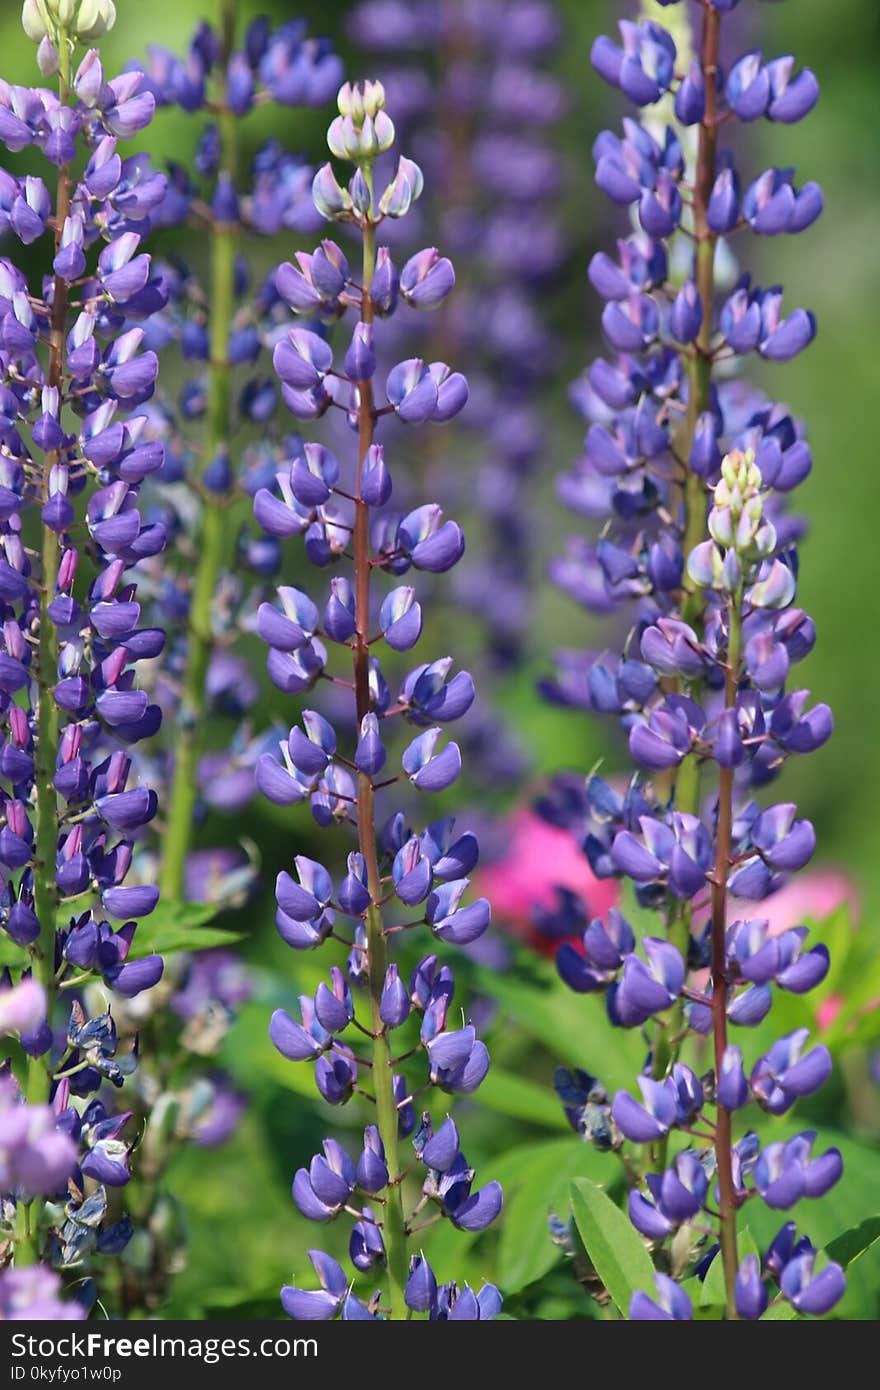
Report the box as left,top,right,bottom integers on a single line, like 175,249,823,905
0,3,168,1317
256,80,501,1322
129,12,342,905
543,0,842,1320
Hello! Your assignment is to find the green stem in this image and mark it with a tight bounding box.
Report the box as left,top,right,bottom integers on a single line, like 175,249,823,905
28,30,72,1098
352,216,409,1320
19,24,73,1267
160,10,239,901
14,1200,37,1267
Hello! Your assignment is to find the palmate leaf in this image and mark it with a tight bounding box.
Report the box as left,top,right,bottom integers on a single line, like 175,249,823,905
570,1176,656,1318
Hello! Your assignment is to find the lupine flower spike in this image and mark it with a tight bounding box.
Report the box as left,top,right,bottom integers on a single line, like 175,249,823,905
545,0,842,1320
0,0,167,1314
257,81,501,1320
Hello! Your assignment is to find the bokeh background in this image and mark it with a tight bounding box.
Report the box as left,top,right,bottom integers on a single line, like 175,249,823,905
2,0,877,1318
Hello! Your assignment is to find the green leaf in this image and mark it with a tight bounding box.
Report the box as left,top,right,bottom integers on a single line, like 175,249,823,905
761,1301,798,1321
825,1215,880,1271
1,902,239,974
692,1303,726,1321
127,900,241,958
570,1176,656,1318
0,937,28,969
474,962,643,1091
497,1139,609,1293
477,1066,570,1132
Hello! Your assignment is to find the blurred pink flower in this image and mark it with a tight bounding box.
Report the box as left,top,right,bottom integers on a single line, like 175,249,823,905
476,808,619,955
730,868,858,937
817,995,844,1031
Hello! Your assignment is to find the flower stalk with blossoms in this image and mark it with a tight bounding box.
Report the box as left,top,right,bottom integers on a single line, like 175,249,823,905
255,81,501,1322
0,0,167,1302
543,0,844,1320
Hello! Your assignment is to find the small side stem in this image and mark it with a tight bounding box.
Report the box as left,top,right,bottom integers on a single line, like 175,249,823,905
160,7,239,900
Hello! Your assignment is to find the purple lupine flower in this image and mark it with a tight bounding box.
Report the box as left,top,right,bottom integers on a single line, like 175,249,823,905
629,1149,709,1240
779,1250,845,1316
734,1256,769,1320
752,1134,842,1209
0,1266,86,1320
280,1250,348,1321
0,5,170,1298
0,1078,77,1199
255,78,499,1321
545,0,842,1322
630,1273,693,1321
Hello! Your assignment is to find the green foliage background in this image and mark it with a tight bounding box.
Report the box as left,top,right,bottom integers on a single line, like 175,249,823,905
1,0,877,1319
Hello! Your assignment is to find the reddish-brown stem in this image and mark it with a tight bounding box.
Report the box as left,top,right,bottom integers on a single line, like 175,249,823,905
710,594,742,1316
351,214,409,1320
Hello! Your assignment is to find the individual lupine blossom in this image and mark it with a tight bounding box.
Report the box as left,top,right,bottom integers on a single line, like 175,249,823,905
348,0,565,671
129,10,342,905
257,81,501,1322
0,0,168,1290
541,0,843,1320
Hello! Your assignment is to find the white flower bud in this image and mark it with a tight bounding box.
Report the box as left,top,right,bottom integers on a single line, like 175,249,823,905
752,520,778,559
337,79,386,122
708,506,734,549
361,80,386,118
75,0,116,39
21,0,51,43
336,82,362,121
53,0,76,25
